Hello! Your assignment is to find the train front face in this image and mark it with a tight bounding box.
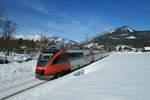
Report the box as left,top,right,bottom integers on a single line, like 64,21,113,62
36,53,53,75
35,47,59,79
35,47,71,80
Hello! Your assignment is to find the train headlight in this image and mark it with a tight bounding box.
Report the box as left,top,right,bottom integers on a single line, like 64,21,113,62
35,70,45,75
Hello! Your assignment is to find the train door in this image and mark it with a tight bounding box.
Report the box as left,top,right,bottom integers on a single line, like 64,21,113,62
83,50,92,64
69,53,84,71
89,49,94,62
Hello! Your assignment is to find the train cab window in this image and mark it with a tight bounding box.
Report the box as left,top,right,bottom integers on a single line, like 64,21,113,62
37,53,53,66
42,54,53,61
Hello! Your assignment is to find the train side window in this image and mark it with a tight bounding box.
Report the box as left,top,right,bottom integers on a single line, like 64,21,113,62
51,54,68,64
66,53,73,61
67,53,83,61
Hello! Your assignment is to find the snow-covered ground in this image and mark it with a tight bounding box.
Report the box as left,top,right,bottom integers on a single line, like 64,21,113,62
0,60,37,90
0,52,39,63
3,52,150,100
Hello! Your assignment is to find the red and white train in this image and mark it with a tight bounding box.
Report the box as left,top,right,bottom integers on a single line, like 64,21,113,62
35,45,107,80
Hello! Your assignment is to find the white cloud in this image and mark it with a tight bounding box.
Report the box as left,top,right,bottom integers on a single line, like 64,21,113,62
46,13,112,38
13,0,51,16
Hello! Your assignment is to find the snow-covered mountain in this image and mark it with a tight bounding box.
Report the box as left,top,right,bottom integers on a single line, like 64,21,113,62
80,26,135,45
98,26,136,40
117,26,134,33
14,34,41,41
81,26,150,47
47,37,78,45
14,35,78,45
108,26,136,39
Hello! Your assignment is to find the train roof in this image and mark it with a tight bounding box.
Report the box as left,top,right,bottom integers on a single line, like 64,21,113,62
42,45,60,53
42,44,103,53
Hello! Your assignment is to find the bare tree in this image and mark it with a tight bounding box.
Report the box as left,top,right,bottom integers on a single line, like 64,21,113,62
40,33,49,48
0,6,4,35
1,20,17,39
1,19,17,55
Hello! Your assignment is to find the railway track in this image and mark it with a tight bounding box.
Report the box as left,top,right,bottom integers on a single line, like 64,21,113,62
0,78,47,100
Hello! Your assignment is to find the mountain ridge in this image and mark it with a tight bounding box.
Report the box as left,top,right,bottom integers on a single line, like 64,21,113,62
83,26,150,48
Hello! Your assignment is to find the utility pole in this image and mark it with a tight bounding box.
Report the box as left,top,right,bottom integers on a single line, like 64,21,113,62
86,33,88,48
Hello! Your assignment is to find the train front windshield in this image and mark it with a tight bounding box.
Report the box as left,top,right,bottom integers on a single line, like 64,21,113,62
37,53,53,66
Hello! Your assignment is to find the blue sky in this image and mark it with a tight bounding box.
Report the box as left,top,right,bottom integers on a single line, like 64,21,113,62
1,0,150,41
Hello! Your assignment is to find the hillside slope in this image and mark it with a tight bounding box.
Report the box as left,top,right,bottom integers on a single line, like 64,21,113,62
83,26,150,47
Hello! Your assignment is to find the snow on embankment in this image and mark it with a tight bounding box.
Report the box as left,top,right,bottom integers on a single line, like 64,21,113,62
0,60,37,90
7,52,150,100
40,52,150,100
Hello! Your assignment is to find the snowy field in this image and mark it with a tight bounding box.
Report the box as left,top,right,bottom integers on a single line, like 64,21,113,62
2,52,150,100
0,60,37,90
0,52,39,63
